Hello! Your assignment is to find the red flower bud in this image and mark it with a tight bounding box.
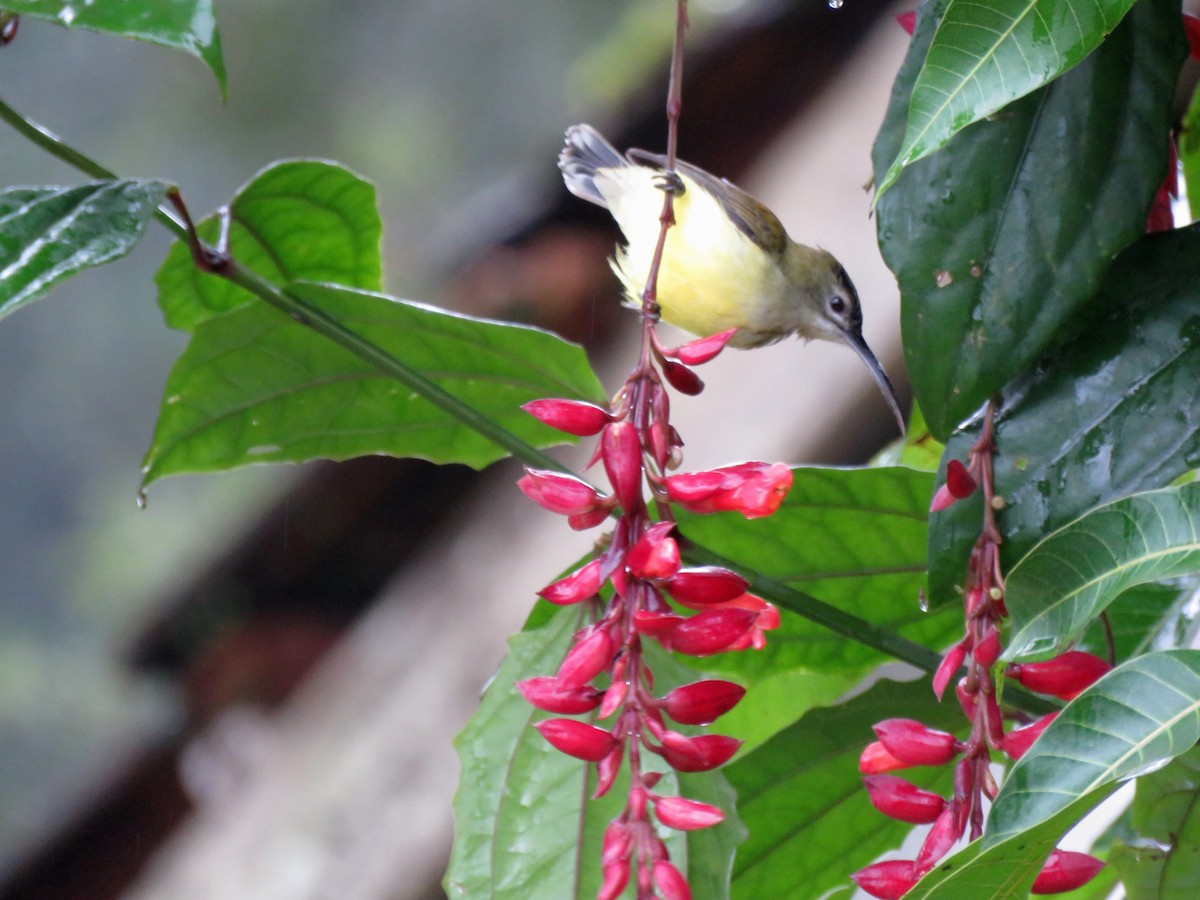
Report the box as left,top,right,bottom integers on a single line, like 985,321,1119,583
516,677,602,714
538,558,603,606
661,359,704,395
851,859,918,899
859,740,910,774
933,640,967,701
915,804,964,875
658,730,741,772
522,398,613,436
518,468,607,516
955,678,977,720
653,860,692,900
1007,651,1111,700
873,719,959,767
601,820,631,867
946,459,977,497
535,718,616,762
894,11,916,35
665,566,750,608
1031,850,1104,894
974,628,1002,669
633,609,684,637
568,506,612,530
863,775,947,824
660,680,746,725
1186,13,1200,61
593,744,623,799
555,627,615,689
597,856,630,900
652,794,726,830
665,462,792,519
602,421,643,513
626,522,680,580
1001,712,1059,760
659,328,737,365
663,607,758,657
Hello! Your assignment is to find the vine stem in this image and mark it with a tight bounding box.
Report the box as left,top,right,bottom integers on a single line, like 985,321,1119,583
0,94,569,475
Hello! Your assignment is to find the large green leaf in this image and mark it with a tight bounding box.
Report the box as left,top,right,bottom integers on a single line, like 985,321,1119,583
875,0,1139,198
726,678,962,899
3,0,225,96
677,466,958,679
1110,746,1200,898
1005,484,1200,659
0,180,166,320
447,607,743,899
157,160,382,331
928,225,1200,606
986,650,1200,846
141,281,605,485
1181,85,1200,221
874,0,1184,440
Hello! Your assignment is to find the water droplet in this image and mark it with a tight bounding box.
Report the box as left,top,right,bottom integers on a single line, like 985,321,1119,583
58,5,76,24
918,589,929,613
827,0,844,8
935,270,953,288
136,489,148,510
969,264,983,278
1179,315,1200,348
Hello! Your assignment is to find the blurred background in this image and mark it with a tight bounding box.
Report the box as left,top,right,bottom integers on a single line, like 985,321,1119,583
0,0,910,896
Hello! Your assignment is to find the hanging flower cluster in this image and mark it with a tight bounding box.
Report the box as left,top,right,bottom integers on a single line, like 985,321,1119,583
517,325,787,900
852,410,1110,898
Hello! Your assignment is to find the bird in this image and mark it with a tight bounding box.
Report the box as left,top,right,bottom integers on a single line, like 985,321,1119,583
558,123,905,432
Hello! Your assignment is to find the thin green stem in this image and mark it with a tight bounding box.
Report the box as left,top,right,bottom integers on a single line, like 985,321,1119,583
0,94,569,475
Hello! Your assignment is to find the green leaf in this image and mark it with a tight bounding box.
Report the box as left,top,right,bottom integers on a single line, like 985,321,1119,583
1005,484,1200,659
875,0,1139,198
141,281,605,485
726,678,962,899
157,160,382,331
874,0,1185,440
1110,746,1200,899
0,180,166,321
3,0,226,97
1076,583,1187,664
987,650,1200,848
928,225,1200,607
677,466,957,679
447,607,743,899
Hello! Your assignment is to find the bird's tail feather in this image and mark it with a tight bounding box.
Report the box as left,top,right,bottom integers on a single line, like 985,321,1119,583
558,124,626,208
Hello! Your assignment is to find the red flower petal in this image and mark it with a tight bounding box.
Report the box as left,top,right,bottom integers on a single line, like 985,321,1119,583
659,680,745,725
535,718,616,761
1031,850,1104,894
652,794,726,830
522,398,613,436
863,775,947,824
1007,651,1111,700
873,718,959,767
852,859,918,899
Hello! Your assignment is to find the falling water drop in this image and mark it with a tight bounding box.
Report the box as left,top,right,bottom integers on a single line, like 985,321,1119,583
828,0,844,8
135,489,148,510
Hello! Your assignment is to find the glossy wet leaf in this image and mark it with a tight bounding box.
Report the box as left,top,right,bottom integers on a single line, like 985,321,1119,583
3,0,226,96
0,180,166,321
874,0,1185,439
876,0,1138,198
141,281,605,485
928,225,1200,607
677,466,957,679
1109,746,1200,898
987,650,1200,847
1005,484,1200,659
726,679,960,900
157,160,382,331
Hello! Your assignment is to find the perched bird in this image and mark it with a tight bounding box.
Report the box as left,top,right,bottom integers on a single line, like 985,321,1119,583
558,123,905,432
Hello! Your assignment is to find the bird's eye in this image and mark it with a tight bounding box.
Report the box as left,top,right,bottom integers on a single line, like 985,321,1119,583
828,296,847,316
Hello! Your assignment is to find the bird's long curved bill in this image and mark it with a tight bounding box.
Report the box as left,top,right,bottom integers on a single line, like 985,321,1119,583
839,329,906,434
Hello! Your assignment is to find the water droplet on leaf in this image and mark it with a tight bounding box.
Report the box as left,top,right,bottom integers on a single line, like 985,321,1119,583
935,270,953,288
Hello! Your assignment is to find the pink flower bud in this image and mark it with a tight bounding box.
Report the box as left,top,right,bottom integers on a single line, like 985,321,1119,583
653,860,692,900
661,359,704,395
929,460,977,511
933,641,968,701
660,680,746,725
534,718,616,761
1031,850,1104,894
1001,712,1059,760
915,804,964,875
633,609,685,638
597,856,630,900
658,730,741,772
598,679,627,719
652,794,726,830
516,677,602,714
568,506,612,531
538,559,603,606
663,607,759,657
660,328,737,365
602,421,643,513
894,11,917,35
665,462,792,519
522,398,613,436
626,522,680,580
863,775,947,824
601,820,631,867
665,567,750,608
859,741,910,774
517,468,606,516
592,745,623,799
851,859,918,899
555,627,615,689
974,628,1002,669
955,678,977,720
1007,651,1111,700
873,719,959,767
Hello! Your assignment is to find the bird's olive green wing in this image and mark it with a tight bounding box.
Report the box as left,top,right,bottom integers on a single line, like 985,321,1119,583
626,148,787,255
